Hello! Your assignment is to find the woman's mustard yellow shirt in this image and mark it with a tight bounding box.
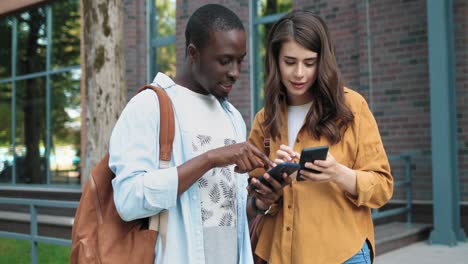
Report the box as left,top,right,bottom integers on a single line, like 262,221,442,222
248,88,393,264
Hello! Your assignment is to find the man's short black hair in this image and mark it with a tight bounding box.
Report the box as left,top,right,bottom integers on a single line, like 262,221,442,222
185,4,245,55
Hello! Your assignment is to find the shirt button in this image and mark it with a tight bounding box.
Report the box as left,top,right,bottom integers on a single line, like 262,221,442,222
288,205,292,209
295,138,300,143
192,196,197,200
286,227,291,231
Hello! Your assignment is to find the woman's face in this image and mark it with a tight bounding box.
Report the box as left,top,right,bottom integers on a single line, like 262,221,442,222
278,40,318,106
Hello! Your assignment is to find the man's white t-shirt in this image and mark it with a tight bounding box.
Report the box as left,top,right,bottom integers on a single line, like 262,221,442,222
172,86,238,264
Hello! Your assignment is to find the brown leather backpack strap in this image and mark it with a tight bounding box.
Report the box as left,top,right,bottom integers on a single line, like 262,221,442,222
136,84,175,162
136,85,173,260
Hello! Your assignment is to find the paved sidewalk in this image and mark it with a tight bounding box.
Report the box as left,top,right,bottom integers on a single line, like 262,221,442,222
375,240,468,264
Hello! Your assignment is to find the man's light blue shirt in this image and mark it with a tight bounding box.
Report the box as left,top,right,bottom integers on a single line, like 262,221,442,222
109,73,253,264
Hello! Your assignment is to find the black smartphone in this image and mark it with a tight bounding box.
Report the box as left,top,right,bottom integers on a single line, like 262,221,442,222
297,145,329,181
250,162,300,190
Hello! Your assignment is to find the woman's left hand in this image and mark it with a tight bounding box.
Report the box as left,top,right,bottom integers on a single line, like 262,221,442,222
299,152,357,195
299,152,341,181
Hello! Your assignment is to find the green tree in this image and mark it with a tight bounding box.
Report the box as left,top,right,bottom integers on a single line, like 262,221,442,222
154,0,176,77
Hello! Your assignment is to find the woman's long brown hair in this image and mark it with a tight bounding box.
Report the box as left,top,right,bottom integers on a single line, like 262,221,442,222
263,10,354,145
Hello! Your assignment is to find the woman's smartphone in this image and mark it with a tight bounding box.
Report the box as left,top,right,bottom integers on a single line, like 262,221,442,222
298,145,329,181
249,162,300,190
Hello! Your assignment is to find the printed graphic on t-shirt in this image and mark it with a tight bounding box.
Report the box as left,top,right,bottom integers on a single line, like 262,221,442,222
193,134,237,227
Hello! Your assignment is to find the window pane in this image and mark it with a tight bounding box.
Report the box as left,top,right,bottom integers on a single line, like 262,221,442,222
51,0,80,68
156,44,176,78
257,0,292,17
0,2,81,187
50,71,81,185
0,19,12,79
254,23,274,111
0,83,13,183
155,0,176,37
17,8,47,75
253,1,292,112
15,78,47,184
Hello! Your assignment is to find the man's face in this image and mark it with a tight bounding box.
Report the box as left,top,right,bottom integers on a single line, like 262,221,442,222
191,29,247,98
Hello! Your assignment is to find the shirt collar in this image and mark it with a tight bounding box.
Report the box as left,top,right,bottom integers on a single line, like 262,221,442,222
152,72,232,112
151,72,177,89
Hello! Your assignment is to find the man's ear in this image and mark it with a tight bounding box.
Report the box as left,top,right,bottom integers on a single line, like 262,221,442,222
187,43,199,64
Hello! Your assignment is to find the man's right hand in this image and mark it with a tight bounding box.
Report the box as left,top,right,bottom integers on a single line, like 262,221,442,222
177,142,273,196
207,142,274,173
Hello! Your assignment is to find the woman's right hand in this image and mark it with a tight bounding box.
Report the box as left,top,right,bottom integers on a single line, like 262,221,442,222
275,144,300,164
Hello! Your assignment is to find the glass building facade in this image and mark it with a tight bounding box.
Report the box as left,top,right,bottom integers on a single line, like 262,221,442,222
0,0,81,186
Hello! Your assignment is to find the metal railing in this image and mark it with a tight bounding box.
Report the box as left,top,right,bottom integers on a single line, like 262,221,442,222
0,197,78,264
372,154,413,224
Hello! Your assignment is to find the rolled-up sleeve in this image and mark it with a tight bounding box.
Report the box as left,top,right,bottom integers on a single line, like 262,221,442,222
345,101,393,208
109,90,178,221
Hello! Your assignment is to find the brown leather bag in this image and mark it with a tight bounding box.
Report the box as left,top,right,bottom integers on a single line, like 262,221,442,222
70,85,175,264
250,214,267,264
249,136,271,264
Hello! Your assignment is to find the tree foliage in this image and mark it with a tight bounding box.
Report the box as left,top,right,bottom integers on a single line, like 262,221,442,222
154,0,176,77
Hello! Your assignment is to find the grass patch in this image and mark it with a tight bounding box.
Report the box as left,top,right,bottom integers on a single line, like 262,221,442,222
0,237,69,264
